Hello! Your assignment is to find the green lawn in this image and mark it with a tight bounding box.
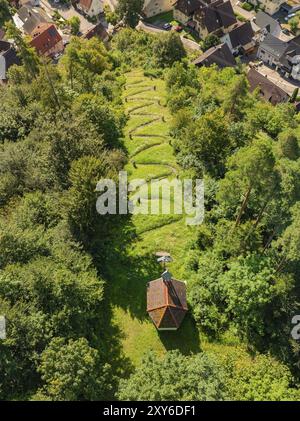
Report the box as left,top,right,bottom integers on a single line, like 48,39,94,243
145,10,200,43
146,10,174,25
104,69,202,366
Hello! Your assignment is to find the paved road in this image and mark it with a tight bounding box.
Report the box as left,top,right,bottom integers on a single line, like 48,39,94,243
137,21,201,51
40,0,94,34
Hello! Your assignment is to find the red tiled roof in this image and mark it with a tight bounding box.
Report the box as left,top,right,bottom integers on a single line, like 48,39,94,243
30,23,62,56
147,275,188,329
79,0,93,11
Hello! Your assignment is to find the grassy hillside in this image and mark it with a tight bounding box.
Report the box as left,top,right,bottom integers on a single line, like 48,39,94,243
105,70,259,369
105,70,201,366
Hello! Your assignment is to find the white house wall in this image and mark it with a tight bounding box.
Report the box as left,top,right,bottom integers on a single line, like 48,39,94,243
292,63,300,81
87,0,103,16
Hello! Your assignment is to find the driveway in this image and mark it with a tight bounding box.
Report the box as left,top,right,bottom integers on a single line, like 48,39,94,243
40,0,94,34
137,21,200,51
256,64,300,95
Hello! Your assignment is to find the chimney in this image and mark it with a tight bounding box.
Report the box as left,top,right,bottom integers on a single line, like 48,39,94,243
162,270,172,283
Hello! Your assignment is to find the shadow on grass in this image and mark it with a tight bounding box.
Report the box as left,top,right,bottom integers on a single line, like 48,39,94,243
158,314,201,355
107,240,159,321
99,301,134,399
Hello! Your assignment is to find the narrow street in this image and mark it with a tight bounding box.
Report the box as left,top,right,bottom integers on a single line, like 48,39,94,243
137,21,201,51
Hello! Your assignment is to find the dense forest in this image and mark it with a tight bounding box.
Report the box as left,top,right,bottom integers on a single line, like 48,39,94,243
1,24,300,401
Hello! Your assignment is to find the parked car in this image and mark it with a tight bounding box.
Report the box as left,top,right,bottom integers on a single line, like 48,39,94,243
163,23,172,30
285,13,296,20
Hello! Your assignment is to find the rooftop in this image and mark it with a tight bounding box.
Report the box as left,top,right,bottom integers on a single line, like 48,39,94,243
247,67,289,105
260,33,288,58
16,5,49,35
78,0,93,10
255,10,281,35
147,270,188,330
0,41,20,80
193,42,236,68
228,21,254,49
30,23,62,56
194,0,236,33
175,0,202,15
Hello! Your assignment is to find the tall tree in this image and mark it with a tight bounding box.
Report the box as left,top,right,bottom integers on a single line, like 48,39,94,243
118,350,228,400
217,133,279,226
116,0,143,28
5,22,40,79
34,338,111,401
152,32,186,68
201,34,220,51
0,0,10,27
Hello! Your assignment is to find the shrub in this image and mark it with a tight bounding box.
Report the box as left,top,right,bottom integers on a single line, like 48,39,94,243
242,2,254,11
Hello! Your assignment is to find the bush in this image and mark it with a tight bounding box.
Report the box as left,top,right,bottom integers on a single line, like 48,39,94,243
242,2,254,11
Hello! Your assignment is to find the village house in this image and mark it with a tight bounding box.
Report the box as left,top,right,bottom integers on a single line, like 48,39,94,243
173,0,201,24
77,0,103,18
30,23,64,58
193,0,237,39
257,32,288,67
0,41,20,83
143,0,174,18
83,22,109,43
13,5,49,35
246,0,285,15
221,20,255,54
173,0,238,38
257,33,300,81
193,42,236,67
254,10,282,39
279,35,300,80
147,270,188,330
247,67,289,105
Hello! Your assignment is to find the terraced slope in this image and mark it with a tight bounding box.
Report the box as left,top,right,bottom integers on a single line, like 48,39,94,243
105,70,263,374
106,70,200,367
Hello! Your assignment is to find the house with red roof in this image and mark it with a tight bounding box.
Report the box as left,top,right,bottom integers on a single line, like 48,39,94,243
30,23,64,58
147,270,188,330
77,0,103,17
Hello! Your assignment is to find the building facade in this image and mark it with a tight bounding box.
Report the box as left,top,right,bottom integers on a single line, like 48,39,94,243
77,0,103,17
247,0,285,15
143,0,174,18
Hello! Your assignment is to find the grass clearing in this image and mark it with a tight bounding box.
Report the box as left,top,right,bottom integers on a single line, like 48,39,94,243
106,69,253,370
104,69,201,367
